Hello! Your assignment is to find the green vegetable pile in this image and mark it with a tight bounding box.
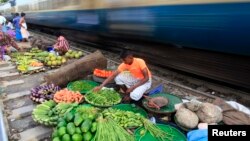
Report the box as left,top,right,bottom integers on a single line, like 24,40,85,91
32,100,58,126
140,118,174,141
52,105,99,141
102,108,173,141
103,108,143,128
85,88,121,107
92,115,135,141
32,101,78,126
70,81,97,93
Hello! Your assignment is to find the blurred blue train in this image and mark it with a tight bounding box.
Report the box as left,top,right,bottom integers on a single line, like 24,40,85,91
1,0,250,56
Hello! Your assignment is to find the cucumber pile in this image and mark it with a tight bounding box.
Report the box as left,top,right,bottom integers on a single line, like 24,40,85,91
52,106,98,141
32,100,58,126
32,101,78,126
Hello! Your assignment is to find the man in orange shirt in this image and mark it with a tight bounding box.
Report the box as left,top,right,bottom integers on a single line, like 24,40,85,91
94,50,152,101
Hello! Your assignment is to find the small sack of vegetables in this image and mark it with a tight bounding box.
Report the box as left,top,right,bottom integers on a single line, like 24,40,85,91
196,103,223,124
175,108,199,129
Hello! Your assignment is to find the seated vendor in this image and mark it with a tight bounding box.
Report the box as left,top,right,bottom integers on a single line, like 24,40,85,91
53,32,70,55
94,50,152,101
0,31,21,61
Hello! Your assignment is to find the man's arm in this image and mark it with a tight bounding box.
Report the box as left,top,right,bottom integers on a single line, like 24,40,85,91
93,70,120,91
6,34,21,51
126,68,149,94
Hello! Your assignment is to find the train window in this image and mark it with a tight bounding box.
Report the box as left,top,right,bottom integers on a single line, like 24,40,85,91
71,0,81,5
52,0,58,9
46,0,52,10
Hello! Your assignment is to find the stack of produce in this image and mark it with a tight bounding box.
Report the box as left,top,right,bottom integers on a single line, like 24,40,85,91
85,88,121,107
139,118,174,141
65,50,84,59
29,60,43,67
68,80,97,93
34,51,49,62
10,51,45,73
102,108,143,129
175,101,223,130
53,89,84,103
32,101,78,126
93,69,113,78
52,103,79,117
15,56,35,72
30,84,61,103
101,108,173,141
92,115,135,141
32,100,58,126
29,47,43,53
10,52,24,60
45,53,67,67
52,105,99,141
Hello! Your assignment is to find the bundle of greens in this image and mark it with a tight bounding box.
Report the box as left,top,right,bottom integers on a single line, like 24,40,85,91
93,115,135,141
140,118,174,141
85,88,121,107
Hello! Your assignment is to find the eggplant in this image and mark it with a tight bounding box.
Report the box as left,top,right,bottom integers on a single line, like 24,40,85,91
39,98,44,103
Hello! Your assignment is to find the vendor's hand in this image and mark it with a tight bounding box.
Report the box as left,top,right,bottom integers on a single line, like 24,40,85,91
18,47,23,52
93,86,102,92
126,87,134,94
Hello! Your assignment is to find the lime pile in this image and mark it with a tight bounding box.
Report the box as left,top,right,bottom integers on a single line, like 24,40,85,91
65,50,84,59
45,53,67,66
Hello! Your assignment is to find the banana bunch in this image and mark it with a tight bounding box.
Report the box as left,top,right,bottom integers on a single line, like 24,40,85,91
17,65,28,72
17,57,32,72
52,103,78,117
32,100,58,126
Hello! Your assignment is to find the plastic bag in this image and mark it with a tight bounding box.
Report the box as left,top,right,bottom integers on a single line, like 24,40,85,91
187,129,208,141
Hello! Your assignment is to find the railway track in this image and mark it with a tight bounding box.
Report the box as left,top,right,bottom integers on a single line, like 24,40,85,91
0,31,249,141
31,31,250,106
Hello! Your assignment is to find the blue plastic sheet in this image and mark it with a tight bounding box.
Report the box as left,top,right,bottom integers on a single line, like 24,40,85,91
148,84,163,95
187,129,208,141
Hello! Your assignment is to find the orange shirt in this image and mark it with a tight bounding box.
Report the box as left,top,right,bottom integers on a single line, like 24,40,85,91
118,58,152,79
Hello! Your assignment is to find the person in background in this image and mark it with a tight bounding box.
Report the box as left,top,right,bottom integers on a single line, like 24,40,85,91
13,13,22,41
0,13,7,33
5,20,15,38
0,13,6,26
0,31,21,61
19,12,29,42
7,20,14,30
94,50,152,102
53,32,70,55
